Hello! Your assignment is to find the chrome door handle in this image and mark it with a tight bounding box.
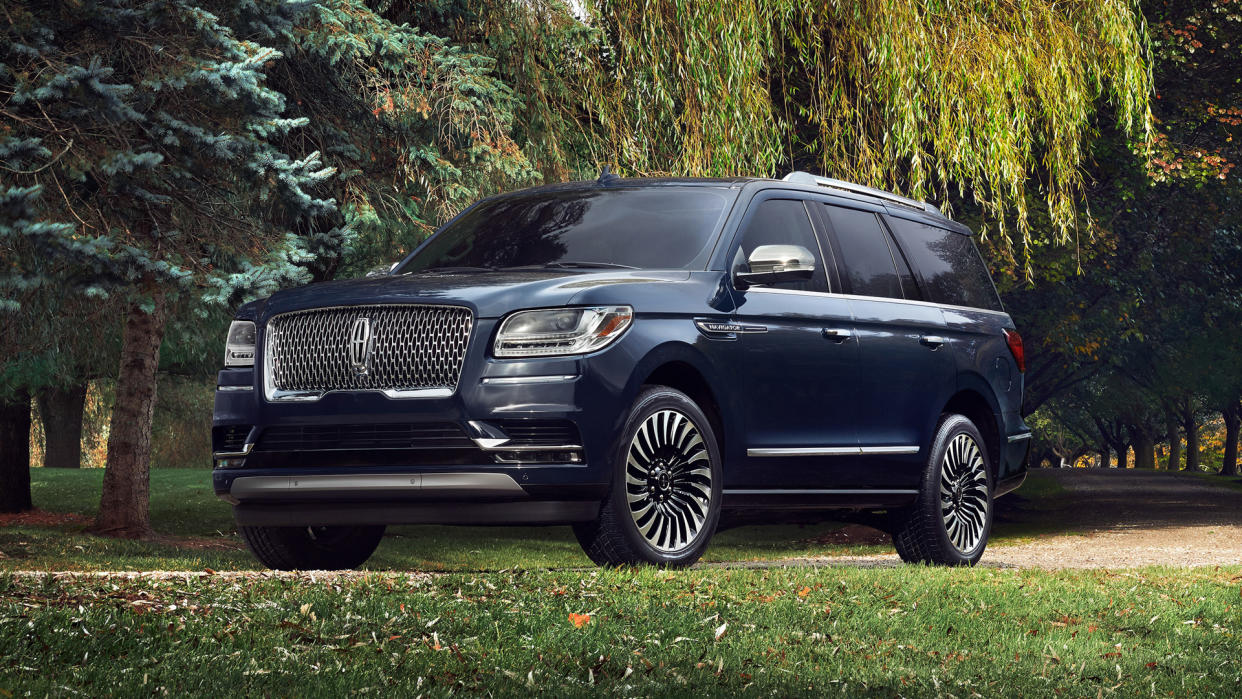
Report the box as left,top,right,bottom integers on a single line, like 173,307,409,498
821,328,851,342
920,335,945,348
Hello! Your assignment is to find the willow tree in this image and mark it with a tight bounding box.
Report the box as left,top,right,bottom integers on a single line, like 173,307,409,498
466,0,1151,270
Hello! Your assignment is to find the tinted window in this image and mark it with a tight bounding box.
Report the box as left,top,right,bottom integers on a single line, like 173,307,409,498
398,187,731,272
886,217,1003,312
822,205,903,299
733,199,828,292
889,231,922,300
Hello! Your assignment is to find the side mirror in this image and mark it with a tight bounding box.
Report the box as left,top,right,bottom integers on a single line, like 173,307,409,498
735,244,816,288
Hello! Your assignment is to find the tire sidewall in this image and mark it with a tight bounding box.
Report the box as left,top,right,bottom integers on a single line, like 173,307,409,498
922,414,994,565
606,386,723,566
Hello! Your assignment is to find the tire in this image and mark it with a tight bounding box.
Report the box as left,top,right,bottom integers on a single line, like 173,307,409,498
891,414,994,566
238,524,386,571
573,386,723,567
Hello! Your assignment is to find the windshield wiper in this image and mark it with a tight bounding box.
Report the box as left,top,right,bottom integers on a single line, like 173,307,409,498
417,265,497,274
507,261,639,271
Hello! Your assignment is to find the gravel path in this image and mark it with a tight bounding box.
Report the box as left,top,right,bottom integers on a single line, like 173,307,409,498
715,469,1242,570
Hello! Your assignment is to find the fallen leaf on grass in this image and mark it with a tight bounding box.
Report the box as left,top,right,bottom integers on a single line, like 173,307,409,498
569,613,591,628
714,622,727,641
798,587,811,598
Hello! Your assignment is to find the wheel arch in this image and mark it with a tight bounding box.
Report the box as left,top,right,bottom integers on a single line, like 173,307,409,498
941,385,1003,480
627,343,730,465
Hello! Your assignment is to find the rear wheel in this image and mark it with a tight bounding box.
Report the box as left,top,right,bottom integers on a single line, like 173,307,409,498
239,524,386,570
573,386,722,567
891,414,993,566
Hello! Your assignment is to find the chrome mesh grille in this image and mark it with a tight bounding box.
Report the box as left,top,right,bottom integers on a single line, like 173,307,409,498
265,305,472,398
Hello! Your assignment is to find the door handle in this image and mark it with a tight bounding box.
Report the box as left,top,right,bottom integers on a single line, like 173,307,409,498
919,335,946,348
821,328,851,342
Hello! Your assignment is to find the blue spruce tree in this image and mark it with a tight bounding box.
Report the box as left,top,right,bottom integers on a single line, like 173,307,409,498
1,0,346,534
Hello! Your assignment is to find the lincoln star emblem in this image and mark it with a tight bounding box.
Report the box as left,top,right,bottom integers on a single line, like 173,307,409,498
349,317,374,375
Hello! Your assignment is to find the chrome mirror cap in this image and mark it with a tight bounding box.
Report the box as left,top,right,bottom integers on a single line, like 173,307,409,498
736,244,816,287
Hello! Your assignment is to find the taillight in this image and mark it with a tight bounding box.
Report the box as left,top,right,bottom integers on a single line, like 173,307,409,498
1003,329,1025,373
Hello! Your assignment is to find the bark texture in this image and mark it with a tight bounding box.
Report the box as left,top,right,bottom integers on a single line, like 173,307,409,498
1133,431,1156,470
36,384,87,468
1183,414,1200,472
1221,403,1240,478
93,290,166,538
0,390,33,513
1165,416,1181,472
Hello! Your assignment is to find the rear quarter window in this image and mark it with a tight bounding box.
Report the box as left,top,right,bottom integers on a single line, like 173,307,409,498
886,216,1003,312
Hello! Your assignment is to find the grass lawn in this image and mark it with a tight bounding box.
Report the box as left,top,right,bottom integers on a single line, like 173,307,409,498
2,566,1239,696
4,470,1240,695
1192,471,1242,493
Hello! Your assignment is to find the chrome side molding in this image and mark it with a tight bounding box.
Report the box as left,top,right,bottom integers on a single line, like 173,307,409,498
748,445,920,457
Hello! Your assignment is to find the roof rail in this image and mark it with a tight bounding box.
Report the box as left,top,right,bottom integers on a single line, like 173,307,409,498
782,171,941,216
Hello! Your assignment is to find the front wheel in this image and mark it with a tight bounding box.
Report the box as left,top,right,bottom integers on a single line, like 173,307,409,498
238,524,386,570
891,414,993,566
573,386,723,567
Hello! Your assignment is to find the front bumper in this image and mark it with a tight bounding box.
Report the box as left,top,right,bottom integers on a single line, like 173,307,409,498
215,470,600,526
211,324,643,525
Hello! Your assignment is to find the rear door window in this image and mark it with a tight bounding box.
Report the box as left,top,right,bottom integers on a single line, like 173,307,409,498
821,205,904,300
885,216,1003,312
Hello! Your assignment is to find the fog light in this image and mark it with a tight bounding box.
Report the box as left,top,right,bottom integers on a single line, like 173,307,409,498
492,450,584,464
214,458,246,469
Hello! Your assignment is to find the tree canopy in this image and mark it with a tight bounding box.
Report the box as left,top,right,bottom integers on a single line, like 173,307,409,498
9,0,1242,522
463,0,1152,270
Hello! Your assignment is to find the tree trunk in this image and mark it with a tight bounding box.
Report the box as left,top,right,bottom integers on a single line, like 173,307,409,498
36,384,87,468
1221,403,1240,478
1165,415,1181,472
1183,414,1200,472
1133,430,1156,470
1098,447,1110,469
0,389,33,513
1118,445,1131,470
93,290,166,538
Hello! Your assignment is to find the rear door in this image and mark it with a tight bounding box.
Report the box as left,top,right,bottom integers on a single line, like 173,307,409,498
724,194,862,489
817,203,955,488
884,214,1020,469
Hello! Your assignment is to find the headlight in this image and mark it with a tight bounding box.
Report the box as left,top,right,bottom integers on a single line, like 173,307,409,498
494,306,633,358
224,320,256,367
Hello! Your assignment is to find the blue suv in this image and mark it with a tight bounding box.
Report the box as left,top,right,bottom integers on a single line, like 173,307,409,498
212,172,1030,569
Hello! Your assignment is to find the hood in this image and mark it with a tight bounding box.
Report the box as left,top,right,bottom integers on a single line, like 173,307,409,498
258,269,692,319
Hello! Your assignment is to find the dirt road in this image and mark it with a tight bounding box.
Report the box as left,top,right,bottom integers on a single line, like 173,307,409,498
722,469,1242,569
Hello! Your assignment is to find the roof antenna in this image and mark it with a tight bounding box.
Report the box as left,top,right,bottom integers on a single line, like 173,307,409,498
597,165,620,185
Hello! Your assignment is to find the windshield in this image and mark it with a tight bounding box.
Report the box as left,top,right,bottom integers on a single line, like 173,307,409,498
395,186,733,273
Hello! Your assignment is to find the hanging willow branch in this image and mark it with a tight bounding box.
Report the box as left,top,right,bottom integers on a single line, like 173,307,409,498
480,0,1151,273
